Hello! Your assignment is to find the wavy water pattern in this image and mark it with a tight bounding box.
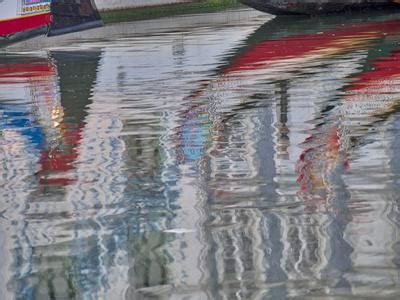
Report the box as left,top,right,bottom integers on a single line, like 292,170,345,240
2,9,400,300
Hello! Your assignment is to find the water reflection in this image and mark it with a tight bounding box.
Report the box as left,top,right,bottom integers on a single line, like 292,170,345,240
3,10,400,299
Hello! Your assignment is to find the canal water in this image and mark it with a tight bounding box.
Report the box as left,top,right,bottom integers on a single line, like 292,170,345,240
2,8,400,299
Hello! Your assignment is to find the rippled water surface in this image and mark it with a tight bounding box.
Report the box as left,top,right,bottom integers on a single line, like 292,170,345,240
3,8,400,299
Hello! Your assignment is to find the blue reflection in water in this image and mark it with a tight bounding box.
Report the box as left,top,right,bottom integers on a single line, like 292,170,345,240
0,109,44,148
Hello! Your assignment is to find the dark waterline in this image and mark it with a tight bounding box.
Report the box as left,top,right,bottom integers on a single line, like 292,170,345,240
2,9,400,299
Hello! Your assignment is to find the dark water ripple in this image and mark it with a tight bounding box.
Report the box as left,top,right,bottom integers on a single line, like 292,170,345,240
3,9,400,299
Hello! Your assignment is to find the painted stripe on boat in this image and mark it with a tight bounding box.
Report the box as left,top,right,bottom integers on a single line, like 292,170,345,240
0,12,51,36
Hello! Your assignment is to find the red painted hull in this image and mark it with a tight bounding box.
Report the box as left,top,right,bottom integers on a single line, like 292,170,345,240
0,0,103,43
0,13,51,37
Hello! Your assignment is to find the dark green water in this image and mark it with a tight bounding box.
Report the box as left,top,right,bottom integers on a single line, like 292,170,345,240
2,9,400,299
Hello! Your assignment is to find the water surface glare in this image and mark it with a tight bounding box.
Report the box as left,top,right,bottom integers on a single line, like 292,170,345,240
3,9,400,299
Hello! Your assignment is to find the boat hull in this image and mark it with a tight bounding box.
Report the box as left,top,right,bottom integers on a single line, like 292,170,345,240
0,0,103,46
240,0,397,15
0,0,51,42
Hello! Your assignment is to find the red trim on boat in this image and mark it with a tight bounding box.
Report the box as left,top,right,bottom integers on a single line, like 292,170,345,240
0,13,51,36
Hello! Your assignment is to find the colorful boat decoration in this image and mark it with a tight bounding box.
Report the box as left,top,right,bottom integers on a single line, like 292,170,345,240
240,0,400,15
0,0,102,46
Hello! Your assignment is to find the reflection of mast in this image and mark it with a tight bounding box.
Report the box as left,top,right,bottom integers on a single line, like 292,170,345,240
276,80,290,160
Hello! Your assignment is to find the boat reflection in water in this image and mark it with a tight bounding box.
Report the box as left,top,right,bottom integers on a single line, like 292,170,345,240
0,51,102,299
181,14,400,298
3,11,400,299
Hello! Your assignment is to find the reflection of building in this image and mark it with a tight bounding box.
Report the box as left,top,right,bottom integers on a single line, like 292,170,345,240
87,22,264,299
3,21,261,300
192,17,400,298
4,12,400,300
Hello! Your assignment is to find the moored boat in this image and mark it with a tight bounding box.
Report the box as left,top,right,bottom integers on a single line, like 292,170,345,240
240,0,400,15
0,0,102,46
